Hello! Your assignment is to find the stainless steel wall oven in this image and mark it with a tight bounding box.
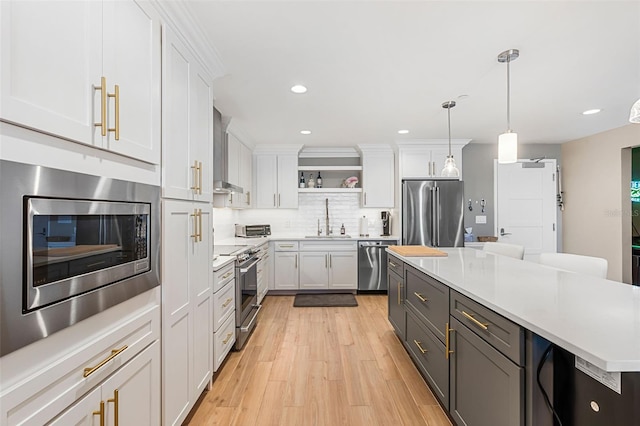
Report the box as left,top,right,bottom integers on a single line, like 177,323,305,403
0,160,160,356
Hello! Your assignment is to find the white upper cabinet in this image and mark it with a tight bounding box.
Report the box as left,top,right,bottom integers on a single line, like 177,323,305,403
254,146,301,209
398,140,470,179
162,26,213,202
360,145,395,208
0,0,161,164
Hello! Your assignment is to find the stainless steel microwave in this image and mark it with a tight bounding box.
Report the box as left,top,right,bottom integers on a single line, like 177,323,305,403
235,224,271,238
0,160,160,356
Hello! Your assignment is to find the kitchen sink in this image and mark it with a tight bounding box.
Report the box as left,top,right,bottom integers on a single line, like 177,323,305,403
304,235,352,239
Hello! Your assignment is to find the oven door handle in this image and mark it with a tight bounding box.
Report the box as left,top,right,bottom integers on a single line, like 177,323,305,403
239,259,259,273
240,304,262,332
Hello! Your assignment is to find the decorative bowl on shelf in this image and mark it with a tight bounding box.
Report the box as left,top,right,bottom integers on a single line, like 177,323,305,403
342,176,359,188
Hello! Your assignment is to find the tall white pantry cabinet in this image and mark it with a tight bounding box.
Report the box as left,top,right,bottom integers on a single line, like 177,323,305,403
161,26,215,426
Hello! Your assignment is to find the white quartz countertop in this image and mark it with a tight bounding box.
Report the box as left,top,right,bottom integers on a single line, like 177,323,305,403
212,255,235,271
389,247,640,372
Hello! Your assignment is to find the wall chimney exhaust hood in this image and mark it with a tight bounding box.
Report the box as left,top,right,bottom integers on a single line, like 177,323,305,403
213,107,243,194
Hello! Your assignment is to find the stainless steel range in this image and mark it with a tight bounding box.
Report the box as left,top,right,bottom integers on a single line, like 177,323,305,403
214,245,261,350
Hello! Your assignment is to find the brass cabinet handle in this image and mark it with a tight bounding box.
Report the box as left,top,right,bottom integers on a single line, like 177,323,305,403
273,193,276,207
413,340,427,354
198,161,203,194
445,323,454,359
278,193,281,207
84,345,128,378
295,254,298,269
198,209,203,242
221,271,233,280
325,254,328,268
413,292,428,303
108,84,120,140
222,297,233,308
222,332,234,344
94,76,107,136
190,210,199,241
280,244,294,248
397,282,402,305
461,310,489,330
329,254,332,268
190,161,199,192
389,261,397,267
364,192,367,205
93,401,105,426
107,389,119,426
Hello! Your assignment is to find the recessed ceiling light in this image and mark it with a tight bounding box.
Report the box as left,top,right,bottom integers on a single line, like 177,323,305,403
300,130,312,135
398,129,410,134
290,85,307,94
582,109,601,115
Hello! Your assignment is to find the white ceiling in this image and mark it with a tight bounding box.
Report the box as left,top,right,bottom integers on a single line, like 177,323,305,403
185,1,640,147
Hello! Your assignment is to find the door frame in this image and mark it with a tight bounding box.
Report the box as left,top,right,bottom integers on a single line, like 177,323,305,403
493,159,559,259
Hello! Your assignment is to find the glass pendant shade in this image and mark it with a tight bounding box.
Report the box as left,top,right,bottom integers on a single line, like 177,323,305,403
441,156,460,177
498,131,518,164
630,98,640,123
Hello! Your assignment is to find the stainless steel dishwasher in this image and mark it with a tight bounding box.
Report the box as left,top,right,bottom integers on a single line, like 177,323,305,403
358,240,396,292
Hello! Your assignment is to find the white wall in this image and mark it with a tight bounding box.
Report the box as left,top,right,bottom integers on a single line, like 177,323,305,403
213,192,397,241
562,124,640,282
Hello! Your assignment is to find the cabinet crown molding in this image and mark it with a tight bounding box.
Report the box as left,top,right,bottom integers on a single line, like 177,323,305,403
299,147,359,158
395,139,472,149
253,144,303,155
357,144,393,154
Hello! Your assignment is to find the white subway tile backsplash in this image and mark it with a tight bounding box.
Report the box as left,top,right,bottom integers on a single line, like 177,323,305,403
213,193,396,238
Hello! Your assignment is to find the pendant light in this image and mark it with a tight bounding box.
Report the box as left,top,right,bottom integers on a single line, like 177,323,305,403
441,100,460,177
497,49,519,164
630,98,640,123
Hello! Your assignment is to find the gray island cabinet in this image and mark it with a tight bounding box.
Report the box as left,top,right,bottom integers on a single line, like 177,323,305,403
387,248,640,426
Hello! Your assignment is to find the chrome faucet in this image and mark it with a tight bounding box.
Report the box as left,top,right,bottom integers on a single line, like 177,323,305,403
325,198,330,236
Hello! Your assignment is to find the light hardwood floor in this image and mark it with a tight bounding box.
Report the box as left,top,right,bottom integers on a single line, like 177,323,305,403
187,295,452,426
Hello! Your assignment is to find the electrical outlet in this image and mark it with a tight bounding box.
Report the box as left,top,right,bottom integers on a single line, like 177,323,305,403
475,215,487,224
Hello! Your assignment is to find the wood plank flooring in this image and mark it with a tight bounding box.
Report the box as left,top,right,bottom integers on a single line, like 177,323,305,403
187,295,452,426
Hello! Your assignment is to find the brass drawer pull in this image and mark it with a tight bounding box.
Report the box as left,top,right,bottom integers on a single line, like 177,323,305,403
462,310,489,330
221,271,233,280
222,297,233,308
222,332,234,344
389,261,397,267
413,292,428,302
107,84,120,140
84,345,127,377
413,339,427,354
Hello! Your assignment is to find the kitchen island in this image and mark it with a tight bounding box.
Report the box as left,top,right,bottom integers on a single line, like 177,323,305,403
387,247,640,426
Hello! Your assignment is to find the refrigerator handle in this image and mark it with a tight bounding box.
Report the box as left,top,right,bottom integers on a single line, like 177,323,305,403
431,187,437,247
435,186,441,247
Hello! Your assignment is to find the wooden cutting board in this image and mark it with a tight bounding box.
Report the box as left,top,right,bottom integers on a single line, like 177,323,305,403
388,245,448,257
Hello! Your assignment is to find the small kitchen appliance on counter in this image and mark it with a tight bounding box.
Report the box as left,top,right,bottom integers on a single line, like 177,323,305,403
381,211,391,236
235,224,271,238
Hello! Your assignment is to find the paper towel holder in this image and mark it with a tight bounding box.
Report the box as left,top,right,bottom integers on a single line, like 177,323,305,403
359,215,369,237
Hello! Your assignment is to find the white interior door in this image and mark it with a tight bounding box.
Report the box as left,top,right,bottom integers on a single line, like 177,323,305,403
495,160,557,261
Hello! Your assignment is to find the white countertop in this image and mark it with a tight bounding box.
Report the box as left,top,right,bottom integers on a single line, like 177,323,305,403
389,248,640,372
212,255,235,271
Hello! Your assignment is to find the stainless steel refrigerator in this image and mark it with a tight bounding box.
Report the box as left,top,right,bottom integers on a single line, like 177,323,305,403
402,179,465,247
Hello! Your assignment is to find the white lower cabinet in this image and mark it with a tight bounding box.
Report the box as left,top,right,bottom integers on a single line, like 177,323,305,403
256,242,270,303
213,260,236,372
0,303,160,426
299,252,330,289
51,341,160,425
162,199,213,426
299,241,358,290
274,252,299,290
